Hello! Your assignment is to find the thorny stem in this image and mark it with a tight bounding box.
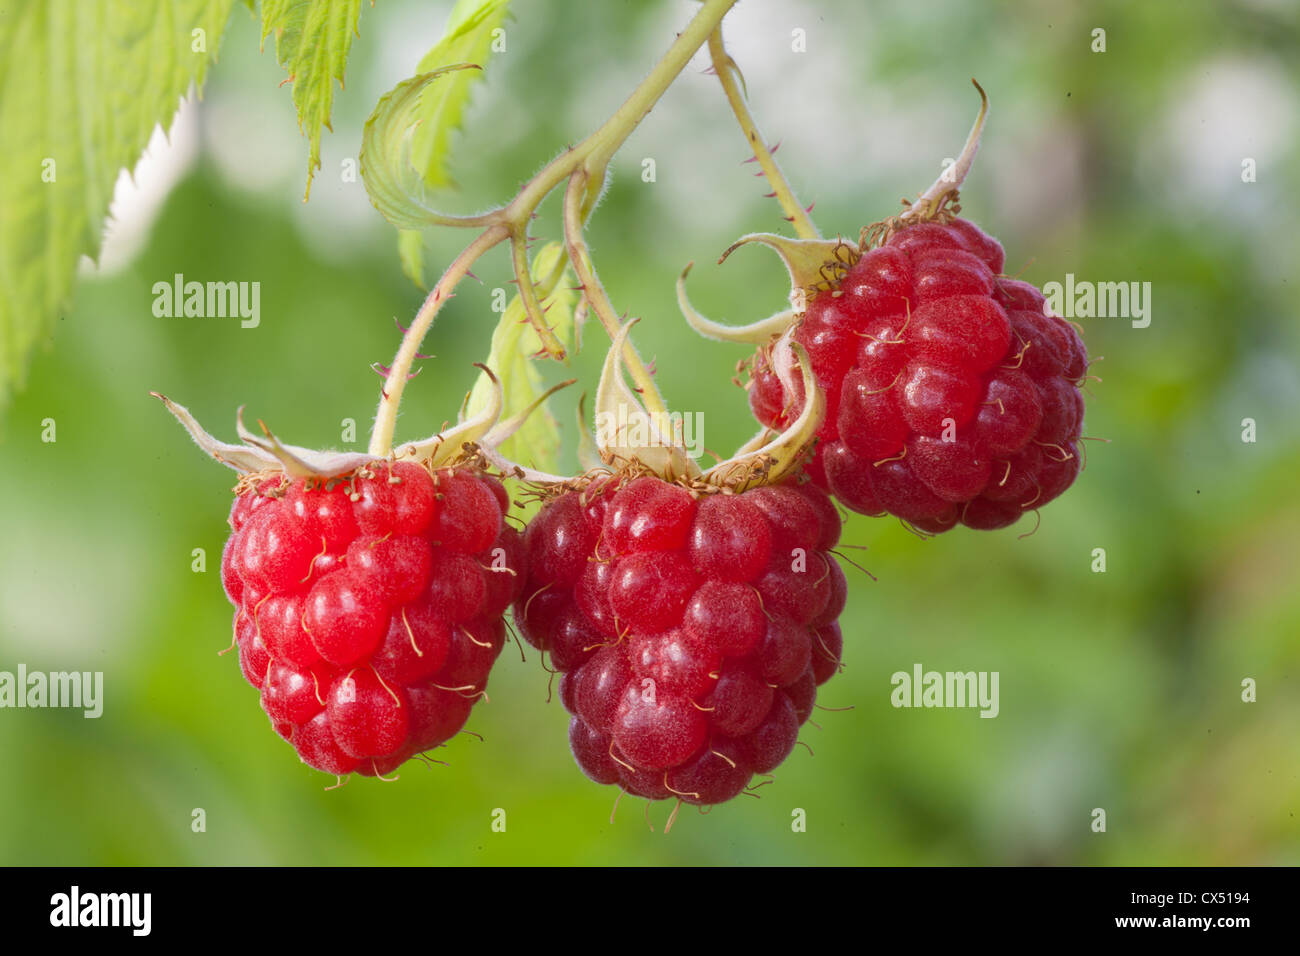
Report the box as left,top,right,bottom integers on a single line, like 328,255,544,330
707,24,819,240
501,0,741,223
509,230,552,344
562,169,668,418
369,0,740,457
369,223,508,456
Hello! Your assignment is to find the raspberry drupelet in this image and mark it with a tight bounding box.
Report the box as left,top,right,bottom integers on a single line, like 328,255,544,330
746,217,1088,532
515,474,844,806
225,460,526,778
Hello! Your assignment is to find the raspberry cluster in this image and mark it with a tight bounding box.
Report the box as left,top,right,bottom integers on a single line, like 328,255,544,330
221,461,525,777
747,218,1088,532
515,476,845,805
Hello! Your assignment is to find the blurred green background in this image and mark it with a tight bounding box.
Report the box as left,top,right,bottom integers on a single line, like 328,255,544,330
2,0,1298,865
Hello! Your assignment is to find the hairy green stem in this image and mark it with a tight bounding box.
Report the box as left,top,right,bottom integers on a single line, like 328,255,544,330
562,169,667,418
369,0,740,458
707,25,819,240
369,223,508,457
503,0,741,224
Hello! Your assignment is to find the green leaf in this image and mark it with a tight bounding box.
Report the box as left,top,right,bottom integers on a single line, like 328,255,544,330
359,66,485,233
260,0,364,200
397,229,426,288
0,0,235,413
410,0,512,191
467,242,574,474
366,0,512,288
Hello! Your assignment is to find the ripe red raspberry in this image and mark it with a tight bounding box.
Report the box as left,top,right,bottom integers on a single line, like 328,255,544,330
746,216,1088,532
515,474,845,807
226,460,525,778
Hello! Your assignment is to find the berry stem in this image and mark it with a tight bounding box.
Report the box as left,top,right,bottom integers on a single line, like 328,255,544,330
707,25,820,240
502,0,741,223
368,0,741,458
370,223,509,457
508,228,560,357
563,169,668,419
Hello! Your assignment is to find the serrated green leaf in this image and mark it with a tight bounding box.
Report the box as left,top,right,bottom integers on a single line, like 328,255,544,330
378,0,512,287
410,0,512,191
0,0,235,414
359,66,485,233
467,242,574,474
260,0,364,200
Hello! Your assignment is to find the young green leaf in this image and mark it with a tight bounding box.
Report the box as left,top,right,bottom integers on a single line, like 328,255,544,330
260,0,365,200
368,1,513,288
359,66,487,232
0,0,236,413
409,0,513,191
397,229,427,288
466,242,574,474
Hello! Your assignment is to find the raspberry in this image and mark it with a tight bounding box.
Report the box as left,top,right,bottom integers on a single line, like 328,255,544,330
223,460,526,778
743,217,1088,532
516,475,845,807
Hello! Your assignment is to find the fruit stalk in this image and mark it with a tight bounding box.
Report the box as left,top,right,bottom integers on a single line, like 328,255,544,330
563,169,668,419
369,0,742,458
504,0,742,220
706,25,820,240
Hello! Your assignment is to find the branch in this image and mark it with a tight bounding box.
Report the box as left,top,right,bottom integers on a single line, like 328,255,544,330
562,169,668,419
368,0,740,456
707,24,819,239
370,223,509,456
